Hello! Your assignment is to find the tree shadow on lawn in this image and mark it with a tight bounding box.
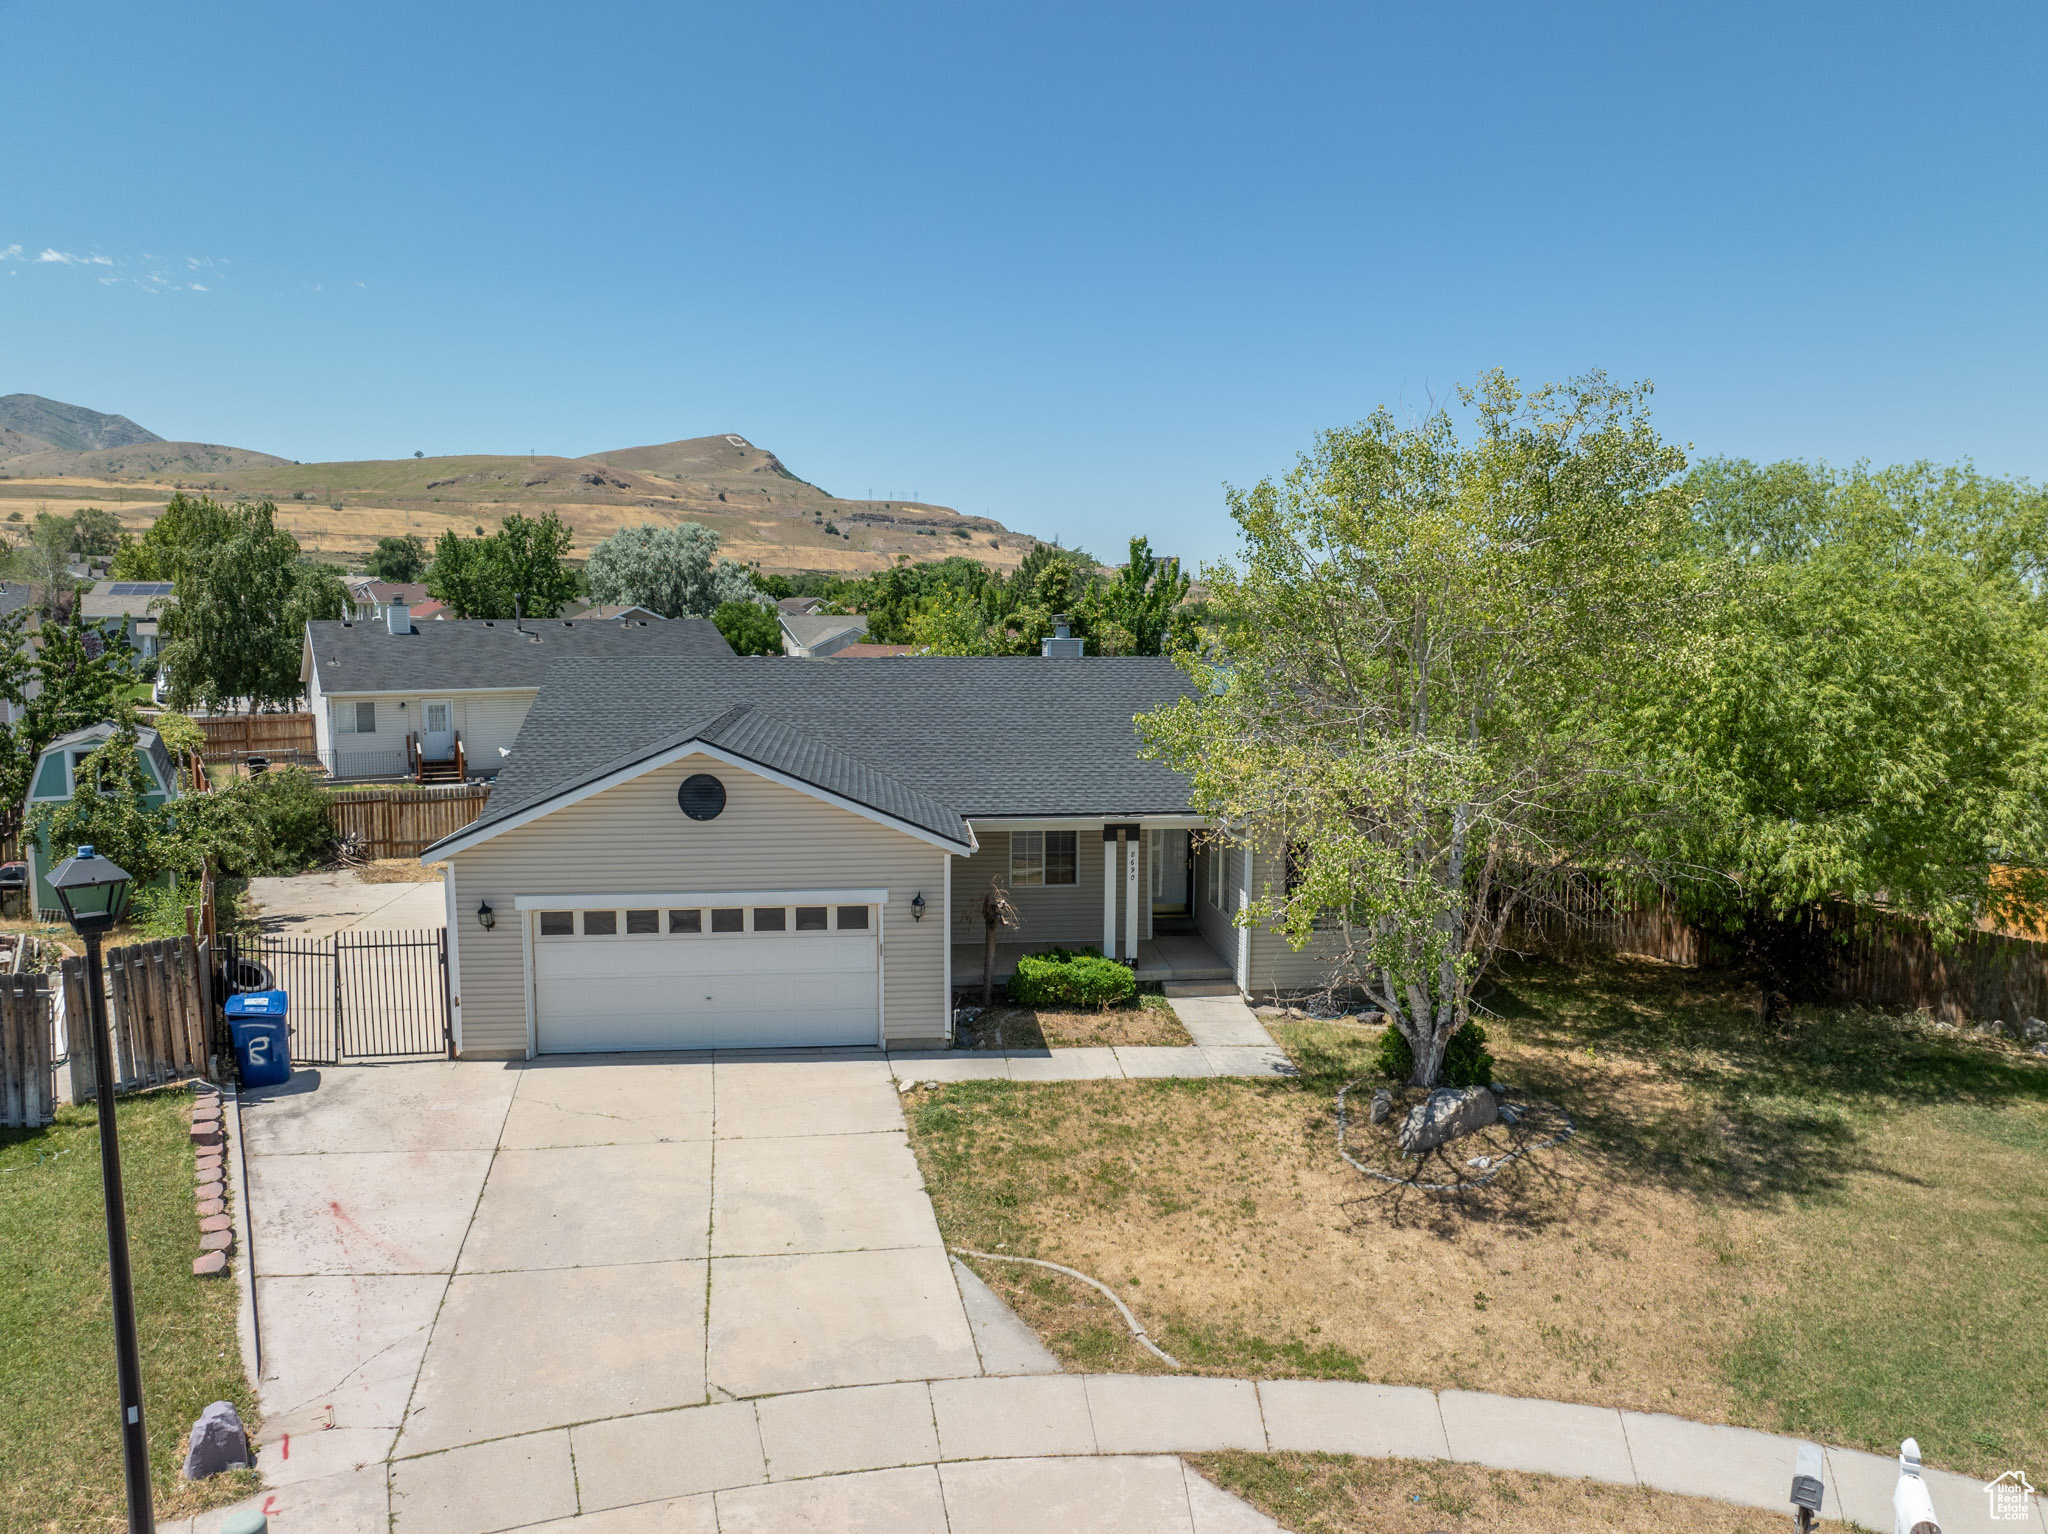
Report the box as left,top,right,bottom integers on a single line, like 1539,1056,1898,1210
1459,953,2048,1207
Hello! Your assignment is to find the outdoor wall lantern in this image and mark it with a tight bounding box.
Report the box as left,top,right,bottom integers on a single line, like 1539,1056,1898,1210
476,900,496,931
49,846,153,1534
911,892,926,921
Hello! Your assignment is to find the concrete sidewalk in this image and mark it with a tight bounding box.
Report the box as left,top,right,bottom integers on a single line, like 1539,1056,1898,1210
892,990,1296,1083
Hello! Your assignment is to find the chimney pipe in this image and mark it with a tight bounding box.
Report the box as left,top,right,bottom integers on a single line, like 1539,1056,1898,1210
386,601,410,636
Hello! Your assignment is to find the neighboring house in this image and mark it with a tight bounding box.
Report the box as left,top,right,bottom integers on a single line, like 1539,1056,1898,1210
23,722,180,918
78,580,173,665
421,655,1338,1060
561,602,666,621
343,578,447,626
776,596,827,616
825,642,918,658
301,605,735,782
780,612,869,657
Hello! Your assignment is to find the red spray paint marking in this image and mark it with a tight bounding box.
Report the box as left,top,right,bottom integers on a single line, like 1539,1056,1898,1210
326,1199,417,1266
262,1496,278,1514
280,1433,290,1460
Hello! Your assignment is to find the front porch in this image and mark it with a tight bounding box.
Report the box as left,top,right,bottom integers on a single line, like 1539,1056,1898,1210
951,932,1235,994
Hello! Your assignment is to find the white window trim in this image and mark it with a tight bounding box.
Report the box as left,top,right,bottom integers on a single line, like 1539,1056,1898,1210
1009,828,1079,887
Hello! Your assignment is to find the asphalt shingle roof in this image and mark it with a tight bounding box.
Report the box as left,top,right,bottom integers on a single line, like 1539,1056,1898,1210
435,656,1200,854
305,617,734,695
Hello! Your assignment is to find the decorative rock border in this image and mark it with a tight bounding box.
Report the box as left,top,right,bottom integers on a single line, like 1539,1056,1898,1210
190,1083,235,1278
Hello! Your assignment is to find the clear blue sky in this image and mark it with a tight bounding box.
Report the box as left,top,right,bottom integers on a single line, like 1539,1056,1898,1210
6,1,2043,565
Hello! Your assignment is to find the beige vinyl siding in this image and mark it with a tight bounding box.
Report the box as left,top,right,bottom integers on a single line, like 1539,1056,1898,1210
460,693,533,775
952,826,1107,949
1238,825,1349,997
448,751,950,1056
324,687,539,779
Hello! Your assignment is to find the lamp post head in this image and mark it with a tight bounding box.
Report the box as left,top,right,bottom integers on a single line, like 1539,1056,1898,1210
48,845,134,935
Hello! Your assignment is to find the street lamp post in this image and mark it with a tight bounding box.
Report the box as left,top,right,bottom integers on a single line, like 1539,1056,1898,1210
49,845,152,1534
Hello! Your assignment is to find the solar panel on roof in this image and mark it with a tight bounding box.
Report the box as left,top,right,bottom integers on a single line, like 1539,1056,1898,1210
105,582,173,596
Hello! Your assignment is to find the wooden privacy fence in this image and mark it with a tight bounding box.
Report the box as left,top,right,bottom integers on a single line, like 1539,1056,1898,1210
67,936,215,1101
1506,876,2048,1026
1811,907,2048,1026
0,974,57,1128
328,783,491,859
195,712,317,760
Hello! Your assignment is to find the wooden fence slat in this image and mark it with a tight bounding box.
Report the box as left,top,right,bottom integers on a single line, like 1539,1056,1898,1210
62,957,96,1104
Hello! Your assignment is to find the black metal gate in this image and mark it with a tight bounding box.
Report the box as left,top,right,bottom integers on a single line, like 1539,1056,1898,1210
223,928,452,1064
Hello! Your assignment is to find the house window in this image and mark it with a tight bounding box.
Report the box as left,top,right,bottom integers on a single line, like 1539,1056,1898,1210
625,909,659,935
712,908,744,933
1011,830,1078,886
1207,844,1227,909
539,911,573,936
669,909,702,933
336,700,376,735
582,910,617,936
795,906,828,931
752,907,787,932
836,906,869,930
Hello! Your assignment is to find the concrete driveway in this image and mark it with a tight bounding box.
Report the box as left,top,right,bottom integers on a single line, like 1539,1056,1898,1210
229,1051,1272,1532
245,870,446,937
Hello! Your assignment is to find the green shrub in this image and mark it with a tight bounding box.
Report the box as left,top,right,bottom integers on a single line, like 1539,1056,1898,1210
1374,1018,1496,1087
1009,947,1136,1010
240,767,336,873
126,877,200,939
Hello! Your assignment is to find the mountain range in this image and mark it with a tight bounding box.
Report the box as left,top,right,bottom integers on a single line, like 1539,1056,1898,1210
0,394,1034,575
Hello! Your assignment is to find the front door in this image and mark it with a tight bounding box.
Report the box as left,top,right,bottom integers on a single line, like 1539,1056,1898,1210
422,699,455,761
1150,829,1190,915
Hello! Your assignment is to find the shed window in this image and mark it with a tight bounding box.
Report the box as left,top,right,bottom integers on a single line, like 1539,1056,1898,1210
336,700,376,735
539,911,573,936
669,909,702,933
1011,830,1077,887
752,907,787,932
711,908,744,933
582,910,617,936
625,909,659,935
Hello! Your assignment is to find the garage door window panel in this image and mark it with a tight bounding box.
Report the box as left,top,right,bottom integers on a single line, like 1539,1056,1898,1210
625,909,659,935
752,907,787,932
669,909,702,933
582,910,617,936
795,906,828,931
836,906,869,930
712,908,744,933
539,911,573,937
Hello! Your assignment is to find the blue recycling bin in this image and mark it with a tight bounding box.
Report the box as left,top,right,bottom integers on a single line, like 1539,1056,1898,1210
225,990,292,1087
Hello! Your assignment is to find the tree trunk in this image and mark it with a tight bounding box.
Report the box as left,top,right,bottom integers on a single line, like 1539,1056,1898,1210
983,919,997,1007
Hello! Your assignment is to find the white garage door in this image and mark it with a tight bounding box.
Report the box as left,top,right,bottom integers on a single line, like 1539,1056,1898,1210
532,898,880,1053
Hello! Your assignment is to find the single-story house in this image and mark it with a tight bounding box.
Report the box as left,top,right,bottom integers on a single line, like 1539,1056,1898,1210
776,596,827,617
422,655,1339,1059
78,580,173,665
302,606,735,781
826,642,918,658
780,612,869,658
23,722,181,918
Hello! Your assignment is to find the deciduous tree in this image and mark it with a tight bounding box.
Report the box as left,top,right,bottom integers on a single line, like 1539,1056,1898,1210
1139,371,1696,1086
585,522,763,618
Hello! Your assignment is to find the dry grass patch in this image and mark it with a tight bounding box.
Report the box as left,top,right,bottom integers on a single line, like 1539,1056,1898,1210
955,993,1189,1050
1190,1453,1785,1534
355,859,446,884
906,956,2048,1479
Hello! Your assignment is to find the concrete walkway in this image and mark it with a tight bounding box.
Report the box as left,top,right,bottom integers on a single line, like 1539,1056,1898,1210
175,1050,2044,1534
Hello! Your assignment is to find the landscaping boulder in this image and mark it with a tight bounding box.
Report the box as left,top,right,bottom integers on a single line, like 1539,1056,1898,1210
182,1400,250,1479
1397,1087,1498,1154
2023,1018,2048,1044
1367,1089,1394,1125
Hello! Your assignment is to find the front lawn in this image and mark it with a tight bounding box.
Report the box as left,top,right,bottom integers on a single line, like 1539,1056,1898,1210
904,956,2048,1480
1190,1453,1786,1534
1,1089,260,1529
